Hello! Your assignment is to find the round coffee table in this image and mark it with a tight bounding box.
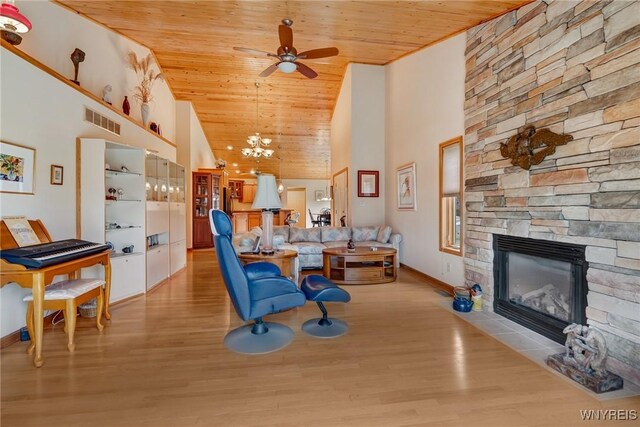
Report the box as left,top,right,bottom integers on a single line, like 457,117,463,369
238,249,298,282
322,247,397,285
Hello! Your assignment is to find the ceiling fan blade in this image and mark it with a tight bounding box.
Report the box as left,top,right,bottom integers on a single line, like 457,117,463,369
296,62,318,79
233,47,277,57
298,47,339,59
279,24,293,50
259,63,280,78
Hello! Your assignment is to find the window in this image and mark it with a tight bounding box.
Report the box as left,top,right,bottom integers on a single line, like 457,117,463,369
439,136,463,256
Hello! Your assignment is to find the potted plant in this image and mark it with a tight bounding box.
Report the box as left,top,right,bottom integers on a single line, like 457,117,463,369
127,51,163,126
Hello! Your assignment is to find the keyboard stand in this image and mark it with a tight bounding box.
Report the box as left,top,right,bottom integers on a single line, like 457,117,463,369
0,219,111,367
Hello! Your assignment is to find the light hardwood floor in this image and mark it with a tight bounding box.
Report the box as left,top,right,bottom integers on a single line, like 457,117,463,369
2,250,639,426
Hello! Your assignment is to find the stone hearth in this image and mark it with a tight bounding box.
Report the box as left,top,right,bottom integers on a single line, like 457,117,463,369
463,0,640,383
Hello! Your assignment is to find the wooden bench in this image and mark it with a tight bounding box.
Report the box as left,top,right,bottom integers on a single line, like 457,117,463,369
23,278,105,353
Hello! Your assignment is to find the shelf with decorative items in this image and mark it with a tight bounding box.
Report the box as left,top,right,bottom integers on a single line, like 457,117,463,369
1,41,176,148
78,139,147,303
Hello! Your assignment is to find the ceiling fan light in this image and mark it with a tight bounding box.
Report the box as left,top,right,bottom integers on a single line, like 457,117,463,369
241,148,253,157
263,150,274,158
261,138,272,146
278,62,297,74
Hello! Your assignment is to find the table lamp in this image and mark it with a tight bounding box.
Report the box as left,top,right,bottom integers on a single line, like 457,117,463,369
252,174,282,254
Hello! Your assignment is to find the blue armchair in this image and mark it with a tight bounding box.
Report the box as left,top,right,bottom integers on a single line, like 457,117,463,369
209,209,306,354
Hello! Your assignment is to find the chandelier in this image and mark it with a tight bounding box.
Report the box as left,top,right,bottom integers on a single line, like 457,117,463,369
242,82,274,159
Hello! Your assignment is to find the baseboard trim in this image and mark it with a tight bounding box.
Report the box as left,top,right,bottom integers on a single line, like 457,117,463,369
400,263,454,296
1,311,60,349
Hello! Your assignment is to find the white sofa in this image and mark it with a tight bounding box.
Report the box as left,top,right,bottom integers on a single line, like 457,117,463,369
233,225,402,270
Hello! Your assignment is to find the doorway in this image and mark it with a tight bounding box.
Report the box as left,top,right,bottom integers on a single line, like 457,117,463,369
286,187,306,228
332,168,348,227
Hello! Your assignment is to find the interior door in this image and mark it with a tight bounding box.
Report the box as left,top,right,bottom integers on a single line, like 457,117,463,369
286,187,307,228
332,168,348,227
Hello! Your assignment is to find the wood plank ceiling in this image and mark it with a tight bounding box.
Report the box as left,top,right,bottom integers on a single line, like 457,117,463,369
59,1,530,179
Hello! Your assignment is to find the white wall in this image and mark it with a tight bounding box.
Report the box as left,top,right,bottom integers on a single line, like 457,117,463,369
16,0,176,142
330,64,386,227
330,65,352,176
350,64,386,226
176,101,217,248
384,34,466,286
0,48,176,337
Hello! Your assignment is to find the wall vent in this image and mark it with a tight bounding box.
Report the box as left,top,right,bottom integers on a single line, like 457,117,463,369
84,107,121,136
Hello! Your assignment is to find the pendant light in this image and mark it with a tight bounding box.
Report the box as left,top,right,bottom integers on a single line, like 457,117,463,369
241,82,274,159
1,0,32,45
277,153,285,194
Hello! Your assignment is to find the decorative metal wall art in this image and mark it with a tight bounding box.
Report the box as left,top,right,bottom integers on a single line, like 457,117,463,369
499,125,573,170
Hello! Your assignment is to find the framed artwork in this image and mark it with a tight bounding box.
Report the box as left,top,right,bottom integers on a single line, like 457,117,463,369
396,162,416,210
50,164,64,185
357,170,379,197
315,190,325,202
0,141,35,195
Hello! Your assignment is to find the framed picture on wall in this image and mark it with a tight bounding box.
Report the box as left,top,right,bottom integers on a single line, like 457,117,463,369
50,165,64,185
0,141,36,195
396,162,416,210
357,170,379,197
315,190,325,202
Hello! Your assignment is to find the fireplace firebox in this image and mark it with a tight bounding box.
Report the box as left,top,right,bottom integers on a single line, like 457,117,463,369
493,235,587,344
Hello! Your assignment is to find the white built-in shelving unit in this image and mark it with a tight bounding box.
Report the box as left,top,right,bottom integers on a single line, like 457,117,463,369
78,139,187,303
145,153,186,289
169,162,187,275
78,139,146,303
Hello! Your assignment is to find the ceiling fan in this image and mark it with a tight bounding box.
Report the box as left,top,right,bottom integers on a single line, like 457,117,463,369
234,19,338,79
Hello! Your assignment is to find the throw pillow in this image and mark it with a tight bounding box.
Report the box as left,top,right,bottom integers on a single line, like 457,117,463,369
274,226,290,243
321,227,351,243
352,226,379,242
376,225,393,243
289,227,322,243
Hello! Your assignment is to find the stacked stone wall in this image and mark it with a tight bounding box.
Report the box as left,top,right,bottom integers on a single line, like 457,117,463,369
464,0,640,382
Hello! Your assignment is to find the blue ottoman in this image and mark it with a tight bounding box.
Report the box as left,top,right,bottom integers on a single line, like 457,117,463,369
300,275,351,338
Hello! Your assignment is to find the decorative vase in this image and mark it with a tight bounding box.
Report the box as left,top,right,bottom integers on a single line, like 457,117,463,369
141,102,150,126
122,96,130,115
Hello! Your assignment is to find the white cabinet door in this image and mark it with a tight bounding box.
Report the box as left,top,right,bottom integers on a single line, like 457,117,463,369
147,244,170,289
146,201,169,236
169,202,186,243
170,240,187,275
110,254,145,303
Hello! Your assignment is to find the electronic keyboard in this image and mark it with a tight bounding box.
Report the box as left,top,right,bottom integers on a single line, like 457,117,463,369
0,239,111,269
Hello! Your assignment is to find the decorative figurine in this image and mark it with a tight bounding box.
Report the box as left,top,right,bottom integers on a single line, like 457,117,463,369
347,239,356,252
122,245,134,253
546,324,623,393
122,96,131,115
70,48,86,85
102,85,113,105
106,188,117,200
117,188,124,200
150,122,160,134
470,284,483,311
121,166,129,173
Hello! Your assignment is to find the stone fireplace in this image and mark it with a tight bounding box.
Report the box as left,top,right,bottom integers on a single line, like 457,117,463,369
493,234,587,343
463,0,640,384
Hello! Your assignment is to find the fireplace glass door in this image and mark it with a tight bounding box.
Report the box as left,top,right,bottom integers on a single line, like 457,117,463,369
507,253,574,322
